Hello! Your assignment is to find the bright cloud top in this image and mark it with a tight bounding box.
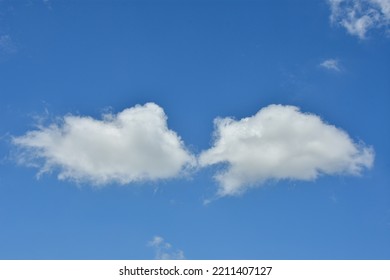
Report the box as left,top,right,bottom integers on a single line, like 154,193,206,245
320,59,341,71
329,0,390,38
13,103,195,185
199,104,374,196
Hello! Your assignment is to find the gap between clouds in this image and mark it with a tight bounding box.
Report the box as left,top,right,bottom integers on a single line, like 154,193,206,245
12,102,374,196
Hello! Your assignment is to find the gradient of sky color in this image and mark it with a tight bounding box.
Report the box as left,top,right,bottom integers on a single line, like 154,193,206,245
1,0,389,259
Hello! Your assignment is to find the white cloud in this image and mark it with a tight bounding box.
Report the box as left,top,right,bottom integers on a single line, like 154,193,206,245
12,103,195,185
148,236,185,260
320,59,341,71
199,104,374,196
328,0,390,38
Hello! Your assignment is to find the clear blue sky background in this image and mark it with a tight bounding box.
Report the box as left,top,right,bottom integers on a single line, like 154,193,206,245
0,0,389,259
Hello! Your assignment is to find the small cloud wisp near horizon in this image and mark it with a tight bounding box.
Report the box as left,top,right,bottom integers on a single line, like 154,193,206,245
12,103,195,185
199,104,374,196
148,236,185,260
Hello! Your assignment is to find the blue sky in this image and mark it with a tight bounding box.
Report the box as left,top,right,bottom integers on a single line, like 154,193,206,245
0,0,389,259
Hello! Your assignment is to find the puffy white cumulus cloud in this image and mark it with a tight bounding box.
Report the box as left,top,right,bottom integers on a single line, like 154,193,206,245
199,105,374,196
329,0,390,38
13,103,195,185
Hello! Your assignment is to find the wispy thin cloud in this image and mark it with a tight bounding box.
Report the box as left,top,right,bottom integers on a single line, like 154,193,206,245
148,236,185,260
330,193,339,203
42,0,52,10
199,104,374,196
320,59,341,71
12,103,195,185
0,35,17,54
328,0,390,38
